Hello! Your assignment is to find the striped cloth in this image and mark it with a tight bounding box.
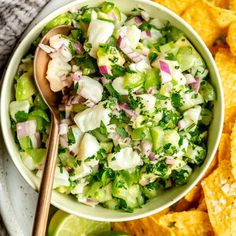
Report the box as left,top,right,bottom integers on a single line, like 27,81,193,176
0,1,50,234
0,0,49,73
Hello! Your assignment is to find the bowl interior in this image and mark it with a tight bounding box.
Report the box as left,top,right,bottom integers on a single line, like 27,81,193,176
0,0,224,222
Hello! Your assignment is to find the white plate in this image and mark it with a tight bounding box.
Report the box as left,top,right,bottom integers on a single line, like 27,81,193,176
0,1,76,235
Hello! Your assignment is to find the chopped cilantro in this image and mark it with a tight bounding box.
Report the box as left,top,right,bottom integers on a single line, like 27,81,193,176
116,126,129,138
171,93,183,108
15,111,28,122
68,128,76,145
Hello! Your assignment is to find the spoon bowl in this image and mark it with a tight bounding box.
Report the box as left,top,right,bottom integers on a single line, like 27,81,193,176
32,25,72,236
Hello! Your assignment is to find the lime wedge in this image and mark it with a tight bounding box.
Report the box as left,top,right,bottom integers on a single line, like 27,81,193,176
47,210,111,236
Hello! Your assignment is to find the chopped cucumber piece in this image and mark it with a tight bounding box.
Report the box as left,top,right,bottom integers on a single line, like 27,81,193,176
123,72,144,89
150,126,164,151
15,73,36,101
144,68,161,91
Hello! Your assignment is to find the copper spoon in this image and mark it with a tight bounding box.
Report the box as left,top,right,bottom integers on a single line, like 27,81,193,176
32,26,72,236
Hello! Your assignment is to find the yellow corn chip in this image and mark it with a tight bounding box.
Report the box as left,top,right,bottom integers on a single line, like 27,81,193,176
207,0,230,8
154,0,197,15
181,0,222,47
229,0,236,10
201,160,236,235
157,210,214,236
184,184,202,203
112,208,170,236
173,198,193,212
231,122,236,180
198,195,208,212
206,1,236,28
227,21,236,56
215,48,236,109
223,106,236,134
218,133,231,162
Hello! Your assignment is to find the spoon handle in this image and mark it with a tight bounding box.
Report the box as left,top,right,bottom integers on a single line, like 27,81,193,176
32,115,59,236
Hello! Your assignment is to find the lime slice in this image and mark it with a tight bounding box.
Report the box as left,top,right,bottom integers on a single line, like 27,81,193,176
47,210,111,236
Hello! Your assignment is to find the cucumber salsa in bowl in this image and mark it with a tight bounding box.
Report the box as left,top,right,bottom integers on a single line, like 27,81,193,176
10,1,215,212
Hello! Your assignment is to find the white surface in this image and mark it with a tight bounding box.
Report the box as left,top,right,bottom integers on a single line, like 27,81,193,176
0,1,75,235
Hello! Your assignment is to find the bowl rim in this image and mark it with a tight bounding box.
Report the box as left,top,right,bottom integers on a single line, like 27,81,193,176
0,0,224,222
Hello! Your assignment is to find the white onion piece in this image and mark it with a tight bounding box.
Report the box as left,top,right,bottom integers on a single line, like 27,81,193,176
190,77,201,92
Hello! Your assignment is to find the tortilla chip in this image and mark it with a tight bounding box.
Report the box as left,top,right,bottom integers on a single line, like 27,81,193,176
184,184,202,203
215,48,236,109
227,21,236,56
157,210,214,235
206,1,236,28
181,0,222,47
112,208,170,236
223,106,236,134
206,0,230,8
229,0,236,10
218,133,231,162
172,198,193,212
154,0,197,15
201,160,236,235
231,122,236,180
198,194,208,212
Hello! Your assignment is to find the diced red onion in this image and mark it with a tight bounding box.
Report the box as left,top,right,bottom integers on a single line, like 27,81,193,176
72,71,82,81
16,120,37,139
178,120,185,130
166,156,175,165
159,60,172,83
190,77,201,92
118,36,123,47
126,16,142,27
141,11,150,21
134,16,143,26
159,60,171,75
73,42,84,53
185,73,196,84
59,123,69,135
69,150,76,156
39,43,55,53
146,31,151,37
147,88,154,94
29,132,41,148
99,65,111,75
148,152,156,161
117,104,136,118
141,140,152,157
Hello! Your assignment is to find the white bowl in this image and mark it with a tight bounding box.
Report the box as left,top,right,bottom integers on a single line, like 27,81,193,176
1,0,224,222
